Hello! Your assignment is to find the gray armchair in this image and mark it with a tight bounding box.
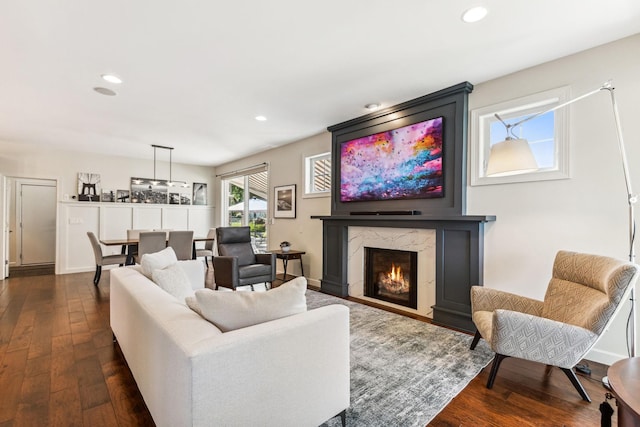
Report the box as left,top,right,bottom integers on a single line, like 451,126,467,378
213,226,276,290
470,250,639,402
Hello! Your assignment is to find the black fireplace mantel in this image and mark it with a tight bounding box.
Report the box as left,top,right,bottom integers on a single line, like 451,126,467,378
312,214,495,332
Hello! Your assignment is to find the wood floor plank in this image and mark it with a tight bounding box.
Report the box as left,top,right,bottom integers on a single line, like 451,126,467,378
49,386,83,427
6,309,35,353
0,349,27,423
82,402,119,427
50,350,77,394
14,372,50,424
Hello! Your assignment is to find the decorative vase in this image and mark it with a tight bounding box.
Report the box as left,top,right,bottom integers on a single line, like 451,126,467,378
280,242,291,252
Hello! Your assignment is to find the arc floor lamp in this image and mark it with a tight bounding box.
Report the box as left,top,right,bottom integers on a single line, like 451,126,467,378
486,81,637,371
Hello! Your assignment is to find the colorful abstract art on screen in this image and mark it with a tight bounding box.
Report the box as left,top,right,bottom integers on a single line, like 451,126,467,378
340,116,444,202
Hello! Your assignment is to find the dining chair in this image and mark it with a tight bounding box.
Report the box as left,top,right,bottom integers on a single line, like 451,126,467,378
87,231,127,286
168,230,194,261
196,228,216,268
134,231,168,263
126,229,152,263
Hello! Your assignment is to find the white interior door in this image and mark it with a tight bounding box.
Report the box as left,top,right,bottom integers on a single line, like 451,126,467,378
19,181,56,265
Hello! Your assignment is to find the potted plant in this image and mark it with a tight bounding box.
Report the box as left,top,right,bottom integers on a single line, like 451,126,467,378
280,241,291,252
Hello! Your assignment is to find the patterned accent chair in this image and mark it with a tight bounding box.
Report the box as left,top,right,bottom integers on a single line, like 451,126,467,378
470,250,639,402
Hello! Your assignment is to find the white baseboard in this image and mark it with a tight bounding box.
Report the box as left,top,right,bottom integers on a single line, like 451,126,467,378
585,348,627,366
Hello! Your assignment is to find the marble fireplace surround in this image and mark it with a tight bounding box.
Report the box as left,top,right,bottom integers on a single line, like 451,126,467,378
313,215,495,332
348,227,436,318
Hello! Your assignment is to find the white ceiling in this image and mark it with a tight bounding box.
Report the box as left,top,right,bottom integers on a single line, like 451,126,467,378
2,1,640,166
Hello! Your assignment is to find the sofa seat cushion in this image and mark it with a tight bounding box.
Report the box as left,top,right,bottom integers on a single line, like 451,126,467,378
152,263,194,302
191,276,307,332
238,263,272,279
141,247,178,279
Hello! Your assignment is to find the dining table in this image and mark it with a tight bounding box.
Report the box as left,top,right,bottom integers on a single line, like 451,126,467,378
100,235,215,265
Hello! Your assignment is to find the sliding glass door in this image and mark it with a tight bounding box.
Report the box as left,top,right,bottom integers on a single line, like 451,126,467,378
221,165,268,253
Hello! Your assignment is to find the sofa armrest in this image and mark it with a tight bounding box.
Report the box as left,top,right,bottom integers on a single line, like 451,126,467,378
190,304,350,427
471,285,543,316
177,260,205,290
492,309,598,367
213,256,238,288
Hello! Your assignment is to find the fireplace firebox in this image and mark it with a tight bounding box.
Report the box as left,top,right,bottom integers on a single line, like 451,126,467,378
365,247,417,309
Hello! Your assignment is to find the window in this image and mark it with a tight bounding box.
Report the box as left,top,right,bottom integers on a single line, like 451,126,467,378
303,152,331,197
470,86,570,185
219,165,269,252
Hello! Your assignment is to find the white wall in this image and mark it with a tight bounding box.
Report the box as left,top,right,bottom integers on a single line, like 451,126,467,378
0,143,216,274
467,34,640,364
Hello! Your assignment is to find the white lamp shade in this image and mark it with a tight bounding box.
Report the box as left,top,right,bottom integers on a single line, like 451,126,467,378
485,138,539,177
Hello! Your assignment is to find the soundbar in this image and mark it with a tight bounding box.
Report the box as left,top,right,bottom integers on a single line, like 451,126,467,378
350,210,421,216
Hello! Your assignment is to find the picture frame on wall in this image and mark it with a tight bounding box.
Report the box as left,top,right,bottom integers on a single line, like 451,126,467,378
193,182,207,205
274,184,296,218
77,172,101,202
101,190,115,202
116,190,130,203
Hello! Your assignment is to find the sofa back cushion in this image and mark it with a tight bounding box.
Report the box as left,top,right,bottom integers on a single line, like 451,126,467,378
191,276,307,332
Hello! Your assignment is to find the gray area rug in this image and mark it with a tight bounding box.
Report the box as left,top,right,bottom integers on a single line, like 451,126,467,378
306,290,494,427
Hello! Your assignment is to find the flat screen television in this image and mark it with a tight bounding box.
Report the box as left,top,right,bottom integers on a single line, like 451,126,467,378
340,116,444,203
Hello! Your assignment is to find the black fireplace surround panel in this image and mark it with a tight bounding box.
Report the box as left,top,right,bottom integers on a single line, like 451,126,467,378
314,82,496,333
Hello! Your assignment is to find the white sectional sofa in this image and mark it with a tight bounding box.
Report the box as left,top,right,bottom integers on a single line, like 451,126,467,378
110,260,350,427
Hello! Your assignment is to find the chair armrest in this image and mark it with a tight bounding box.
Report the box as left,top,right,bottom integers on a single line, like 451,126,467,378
255,252,276,265
213,256,238,288
492,309,598,367
256,253,277,280
471,286,543,316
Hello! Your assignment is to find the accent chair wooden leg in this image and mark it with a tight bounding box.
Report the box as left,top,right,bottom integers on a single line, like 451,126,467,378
94,265,102,286
470,330,482,350
204,257,209,268
560,367,591,402
487,353,508,389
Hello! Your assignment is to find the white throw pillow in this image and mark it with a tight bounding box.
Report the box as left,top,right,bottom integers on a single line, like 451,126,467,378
152,263,194,302
185,295,203,316
194,276,308,332
141,246,178,279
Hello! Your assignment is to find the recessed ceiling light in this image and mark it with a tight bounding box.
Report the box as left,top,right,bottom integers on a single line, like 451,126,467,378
255,115,267,121
93,87,117,96
365,103,381,111
101,74,122,84
462,6,488,23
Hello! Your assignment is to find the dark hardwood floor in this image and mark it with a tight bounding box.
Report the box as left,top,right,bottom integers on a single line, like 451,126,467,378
0,270,618,426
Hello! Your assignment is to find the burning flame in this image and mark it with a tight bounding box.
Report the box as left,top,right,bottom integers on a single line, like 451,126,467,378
387,263,404,283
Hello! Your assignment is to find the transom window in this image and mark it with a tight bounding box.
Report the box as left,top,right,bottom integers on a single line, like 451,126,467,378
303,152,331,197
470,86,570,186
